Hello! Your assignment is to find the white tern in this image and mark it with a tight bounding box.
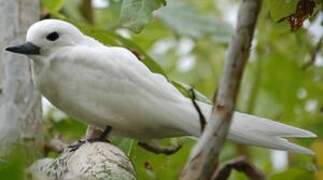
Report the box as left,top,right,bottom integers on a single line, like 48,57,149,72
5,20,316,154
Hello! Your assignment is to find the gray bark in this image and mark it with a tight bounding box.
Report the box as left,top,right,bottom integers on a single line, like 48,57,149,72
0,0,42,156
31,126,137,180
29,142,137,180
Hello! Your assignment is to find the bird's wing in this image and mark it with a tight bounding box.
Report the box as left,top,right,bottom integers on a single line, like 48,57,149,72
63,45,195,138
91,46,187,103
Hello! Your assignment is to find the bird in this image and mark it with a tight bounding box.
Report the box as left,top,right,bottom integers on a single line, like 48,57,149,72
5,19,316,155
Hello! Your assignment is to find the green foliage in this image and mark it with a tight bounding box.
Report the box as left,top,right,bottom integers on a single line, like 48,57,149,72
129,138,195,179
266,0,297,21
156,1,233,43
270,168,314,180
51,118,87,140
120,0,164,33
42,0,65,13
0,146,27,180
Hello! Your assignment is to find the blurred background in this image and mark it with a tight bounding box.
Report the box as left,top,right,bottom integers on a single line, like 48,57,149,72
1,0,323,179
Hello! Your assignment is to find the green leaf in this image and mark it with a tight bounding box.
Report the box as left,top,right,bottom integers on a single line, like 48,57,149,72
111,137,135,156
130,138,195,180
171,80,211,104
0,146,27,180
51,118,87,140
266,0,297,21
42,0,65,13
119,0,163,33
159,0,167,6
270,168,314,180
155,1,233,44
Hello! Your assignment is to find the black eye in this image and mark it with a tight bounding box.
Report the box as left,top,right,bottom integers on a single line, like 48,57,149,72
46,32,59,41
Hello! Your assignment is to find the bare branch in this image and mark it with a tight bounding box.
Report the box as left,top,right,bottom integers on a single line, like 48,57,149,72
212,157,265,180
181,0,262,179
138,140,182,155
35,125,137,179
29,142,136,180
302,35,323,70
80,0,95,24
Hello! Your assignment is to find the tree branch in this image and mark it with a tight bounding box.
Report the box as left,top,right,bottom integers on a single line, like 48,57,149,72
0,0,42,159
212,157,265,180
29,142,136,180
80,0,95,24
33,125,137,179
138,140,182,155
302,35,323,70
181,0,262,179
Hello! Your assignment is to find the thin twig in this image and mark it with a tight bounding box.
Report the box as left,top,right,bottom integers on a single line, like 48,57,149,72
189,88,207,132
181,0,262,179
138,140,182,155
302,35,323,70
212,157,265,180
80,0,94,24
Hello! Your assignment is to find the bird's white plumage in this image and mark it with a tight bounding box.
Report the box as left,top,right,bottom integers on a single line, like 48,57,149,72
23,20,315,154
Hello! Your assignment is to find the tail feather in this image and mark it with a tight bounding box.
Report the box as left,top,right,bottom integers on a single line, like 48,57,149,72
232,112,316,138
195,102,316,155
228,112,316,155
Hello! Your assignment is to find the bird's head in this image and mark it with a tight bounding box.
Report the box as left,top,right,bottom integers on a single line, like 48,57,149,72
5,19,84,57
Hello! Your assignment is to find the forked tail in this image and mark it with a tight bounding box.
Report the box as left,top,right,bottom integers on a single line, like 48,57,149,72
228,112,316,154
190,102,317,155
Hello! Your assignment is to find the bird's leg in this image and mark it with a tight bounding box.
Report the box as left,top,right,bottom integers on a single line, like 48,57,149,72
68,125,112,152
138,139,183,155
189,88,207,132
88,125,112,142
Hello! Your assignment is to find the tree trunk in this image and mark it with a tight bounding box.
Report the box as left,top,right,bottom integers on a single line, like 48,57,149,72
0,0,42,159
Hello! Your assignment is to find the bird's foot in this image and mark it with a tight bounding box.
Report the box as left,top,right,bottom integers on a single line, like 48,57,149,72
97,126,112,142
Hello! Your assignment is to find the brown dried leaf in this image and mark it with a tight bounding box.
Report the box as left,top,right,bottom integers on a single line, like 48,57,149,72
278,0,317,32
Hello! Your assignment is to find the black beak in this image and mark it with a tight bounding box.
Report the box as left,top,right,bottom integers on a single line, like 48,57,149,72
5,42,40,55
